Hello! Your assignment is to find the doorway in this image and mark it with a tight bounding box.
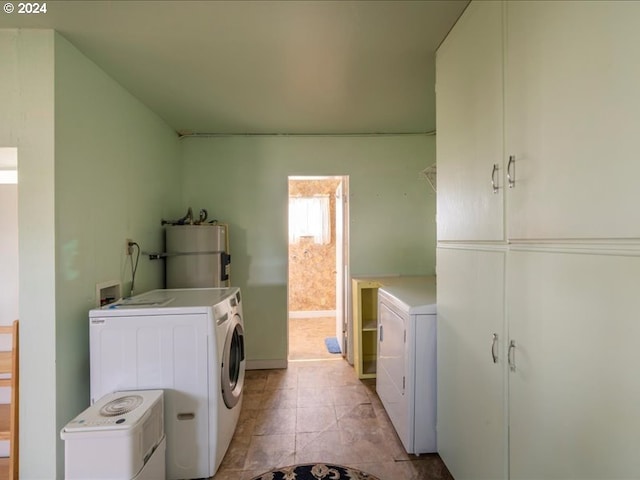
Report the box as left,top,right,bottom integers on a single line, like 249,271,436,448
0,147,18,440
287,175,349,361
0,148,19,328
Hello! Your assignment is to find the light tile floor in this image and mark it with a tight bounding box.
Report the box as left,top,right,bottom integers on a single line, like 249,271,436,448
212,359,453,480
288,317,338,361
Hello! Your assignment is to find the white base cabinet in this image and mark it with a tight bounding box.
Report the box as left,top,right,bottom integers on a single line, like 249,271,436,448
436,247,506,480
508,250,640,479
438,247,640,478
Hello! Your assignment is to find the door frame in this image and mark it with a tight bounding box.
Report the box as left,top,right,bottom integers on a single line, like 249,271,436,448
334,177,350,357
286,175,350,360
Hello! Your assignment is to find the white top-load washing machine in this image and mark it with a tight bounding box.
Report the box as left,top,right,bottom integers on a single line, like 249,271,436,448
89,288,245,479
376,276,437,455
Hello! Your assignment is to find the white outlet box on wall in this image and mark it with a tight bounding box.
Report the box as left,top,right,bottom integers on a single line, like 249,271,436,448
96,280,121,307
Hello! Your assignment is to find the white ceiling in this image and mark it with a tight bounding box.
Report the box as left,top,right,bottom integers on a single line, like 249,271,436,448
0,0,468,135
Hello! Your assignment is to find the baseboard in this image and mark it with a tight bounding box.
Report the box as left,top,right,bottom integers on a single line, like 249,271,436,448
246,359,288,370
289,310,336,318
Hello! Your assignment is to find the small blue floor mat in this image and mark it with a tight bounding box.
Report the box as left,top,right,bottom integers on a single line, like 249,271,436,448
324,337,341,354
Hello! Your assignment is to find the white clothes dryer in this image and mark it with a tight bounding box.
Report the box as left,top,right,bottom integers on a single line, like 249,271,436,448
89,288,245,479
376,276,437,455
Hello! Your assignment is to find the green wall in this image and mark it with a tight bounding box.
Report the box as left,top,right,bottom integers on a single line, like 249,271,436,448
1,29,181,478
0,29,57,479
53,34,181,477
180,135,436,364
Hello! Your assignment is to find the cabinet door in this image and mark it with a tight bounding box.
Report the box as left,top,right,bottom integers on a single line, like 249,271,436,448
508,250,640,478
436,247,506,479
436,1,504,242
505,1,640,240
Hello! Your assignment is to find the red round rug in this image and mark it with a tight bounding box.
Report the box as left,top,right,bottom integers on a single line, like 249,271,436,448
250,463,380,480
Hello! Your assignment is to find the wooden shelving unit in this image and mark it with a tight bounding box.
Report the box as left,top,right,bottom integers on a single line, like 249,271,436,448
0,320,18,480
352,278,383,379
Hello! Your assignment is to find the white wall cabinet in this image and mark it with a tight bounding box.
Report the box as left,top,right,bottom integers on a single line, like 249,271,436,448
435,0,504,242
438,0,640,242
505,1,640,240
436,247,505,480
436,1,640,479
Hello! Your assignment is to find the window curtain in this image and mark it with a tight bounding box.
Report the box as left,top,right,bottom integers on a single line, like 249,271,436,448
289,195,331,244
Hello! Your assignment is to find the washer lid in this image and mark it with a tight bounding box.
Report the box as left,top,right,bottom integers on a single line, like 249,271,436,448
62,390,163,433
90,287,240,317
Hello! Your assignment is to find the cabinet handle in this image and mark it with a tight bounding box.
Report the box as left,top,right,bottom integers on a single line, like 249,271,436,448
508,340,517,372
491,333,499,363
507,155,516,188
491,164,499,193
379,324,383,342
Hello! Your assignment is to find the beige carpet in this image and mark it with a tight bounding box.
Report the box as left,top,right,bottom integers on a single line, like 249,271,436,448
288,317,340,361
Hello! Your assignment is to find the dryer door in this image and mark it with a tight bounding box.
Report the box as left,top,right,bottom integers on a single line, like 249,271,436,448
221,314,245,409
377,297,410,451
